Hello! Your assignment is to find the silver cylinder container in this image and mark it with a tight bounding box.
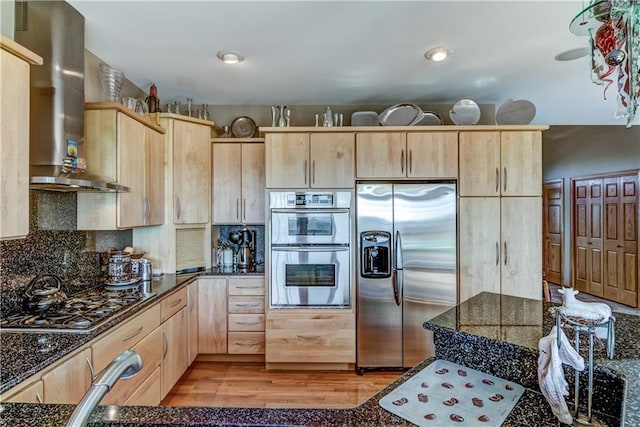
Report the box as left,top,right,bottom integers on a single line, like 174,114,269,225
139,259,153,281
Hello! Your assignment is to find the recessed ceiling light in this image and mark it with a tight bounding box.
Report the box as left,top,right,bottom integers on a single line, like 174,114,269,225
554,47,590,61
216,50,244,64
425,47,449,62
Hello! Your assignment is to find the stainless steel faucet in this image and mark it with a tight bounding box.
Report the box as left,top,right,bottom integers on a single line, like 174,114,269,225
66,350,143,427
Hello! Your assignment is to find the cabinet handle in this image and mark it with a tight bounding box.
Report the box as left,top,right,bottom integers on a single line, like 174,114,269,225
86,357,95,380
496,241,499,266
169,298,183,308
162,329,168,359
503,167,507,192
235,285,261,289
235,321,261,325
401,150,405,174
122,326,144,342
617,245,622,248
304,160,308,185
236,303,259,308
409,150,413,174
312,160,315,185
35,392,43,404
236,341,260,346
504,241,508,266
236,199,240,220
495,168,499,193
297,335,321,340
243,198,247,221
175,197,181,221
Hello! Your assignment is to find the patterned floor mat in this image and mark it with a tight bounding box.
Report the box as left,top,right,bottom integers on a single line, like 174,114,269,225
379,359,525,426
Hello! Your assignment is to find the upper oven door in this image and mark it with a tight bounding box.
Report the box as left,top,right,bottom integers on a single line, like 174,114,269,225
270,245,350,308
271,209,350,245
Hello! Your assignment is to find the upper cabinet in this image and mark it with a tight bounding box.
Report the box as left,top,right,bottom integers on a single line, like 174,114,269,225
0,36,42,240
172,119,212,224
356,132,458,179
459,131,542,197
77,104,165,230
265,132,354,188
212,139,265,224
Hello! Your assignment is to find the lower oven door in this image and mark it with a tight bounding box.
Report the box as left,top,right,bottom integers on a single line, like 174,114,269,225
271,245,350,308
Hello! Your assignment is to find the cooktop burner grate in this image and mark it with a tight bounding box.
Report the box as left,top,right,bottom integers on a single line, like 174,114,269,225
0,286,154,333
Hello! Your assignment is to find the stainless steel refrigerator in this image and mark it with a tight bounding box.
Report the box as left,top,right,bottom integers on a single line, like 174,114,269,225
356,182,457,371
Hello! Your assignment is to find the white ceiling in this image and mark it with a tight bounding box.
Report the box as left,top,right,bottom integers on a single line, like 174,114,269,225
67,0,639,126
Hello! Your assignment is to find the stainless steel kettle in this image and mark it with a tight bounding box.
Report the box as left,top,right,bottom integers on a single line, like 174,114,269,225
22,274,67,313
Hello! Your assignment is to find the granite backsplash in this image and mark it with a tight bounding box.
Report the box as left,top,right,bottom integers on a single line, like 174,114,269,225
0,192,132,316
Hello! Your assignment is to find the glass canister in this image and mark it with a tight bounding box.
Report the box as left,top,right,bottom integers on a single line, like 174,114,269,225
108,251,132,283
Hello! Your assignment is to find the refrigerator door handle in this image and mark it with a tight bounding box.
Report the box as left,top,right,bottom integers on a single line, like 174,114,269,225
392,230,403,306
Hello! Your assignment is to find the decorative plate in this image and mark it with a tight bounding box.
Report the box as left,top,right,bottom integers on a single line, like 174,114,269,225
230,116,257,138
449,99,481,125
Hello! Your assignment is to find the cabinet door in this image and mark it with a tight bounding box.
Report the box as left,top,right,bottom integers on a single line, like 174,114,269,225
41,348,92,404
116,113,146,228
310,133,354,188
459,197,501,302
501,197,542,300
0,49,30,240
459,132,500,196
145,127,164,225
187,281,199,363
356,132,406,178
407,132,458,178
241,143,265,223
2,380,43,403
123,367,161,406
212,143,242,223
197,277,227,353
265,133,309,188
173,121,211,223
501,131,542,196
161,307,189,399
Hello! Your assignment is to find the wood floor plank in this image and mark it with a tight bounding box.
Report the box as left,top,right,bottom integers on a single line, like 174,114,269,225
161,362,402,408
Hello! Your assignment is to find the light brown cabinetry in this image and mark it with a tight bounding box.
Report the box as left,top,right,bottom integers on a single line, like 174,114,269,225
1,380,43,403
356,132,458,179
0,36,42,240
459,131,542,197
459,197,542,301
161,306,189,399
41,348,93,404
212,140,265,224
173,119,212,224
265,312,355,366
77,105,165,229
265,132,354,188
197,276,265,356
123,367,161,406
187,281,199,363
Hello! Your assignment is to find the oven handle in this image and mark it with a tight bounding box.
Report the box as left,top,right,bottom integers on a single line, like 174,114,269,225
271,246,349,252
270,208,350,214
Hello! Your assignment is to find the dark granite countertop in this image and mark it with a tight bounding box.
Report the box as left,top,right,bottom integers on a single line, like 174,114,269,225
0,356,573,427
0,269,264,395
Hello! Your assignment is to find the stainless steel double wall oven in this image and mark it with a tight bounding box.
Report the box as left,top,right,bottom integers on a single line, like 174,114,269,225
269,191,352,308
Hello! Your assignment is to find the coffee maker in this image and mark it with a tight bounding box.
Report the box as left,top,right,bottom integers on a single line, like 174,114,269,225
229,227,256,271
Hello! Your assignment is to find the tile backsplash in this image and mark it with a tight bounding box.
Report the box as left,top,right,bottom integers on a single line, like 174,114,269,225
0,192,131,316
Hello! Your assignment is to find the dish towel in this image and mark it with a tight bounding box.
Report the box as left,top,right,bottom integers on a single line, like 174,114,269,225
538,326,585,424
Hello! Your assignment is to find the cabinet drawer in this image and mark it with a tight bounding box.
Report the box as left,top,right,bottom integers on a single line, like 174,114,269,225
161,287,188,323
228,278,264,296
102,327,162,405
228,314,265,331
228,296,264,314
228,332,265,354
266,313,355,363
1,380,43,403
123,366,161,406
92,304,160,373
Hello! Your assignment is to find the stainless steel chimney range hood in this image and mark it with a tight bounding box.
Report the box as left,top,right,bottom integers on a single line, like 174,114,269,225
14,0,129,193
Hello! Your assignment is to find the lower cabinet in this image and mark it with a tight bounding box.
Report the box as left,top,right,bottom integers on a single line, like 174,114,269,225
41,348,93,404
161,306,189,399
265,312,355,366
187,281,199,363
123,367,161,406
198,276,265,356
1,379,43,403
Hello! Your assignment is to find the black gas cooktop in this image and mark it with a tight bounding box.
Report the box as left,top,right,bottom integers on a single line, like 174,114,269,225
0,286,153,333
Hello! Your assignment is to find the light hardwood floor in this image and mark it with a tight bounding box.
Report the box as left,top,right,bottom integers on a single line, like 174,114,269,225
161,362,402,408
